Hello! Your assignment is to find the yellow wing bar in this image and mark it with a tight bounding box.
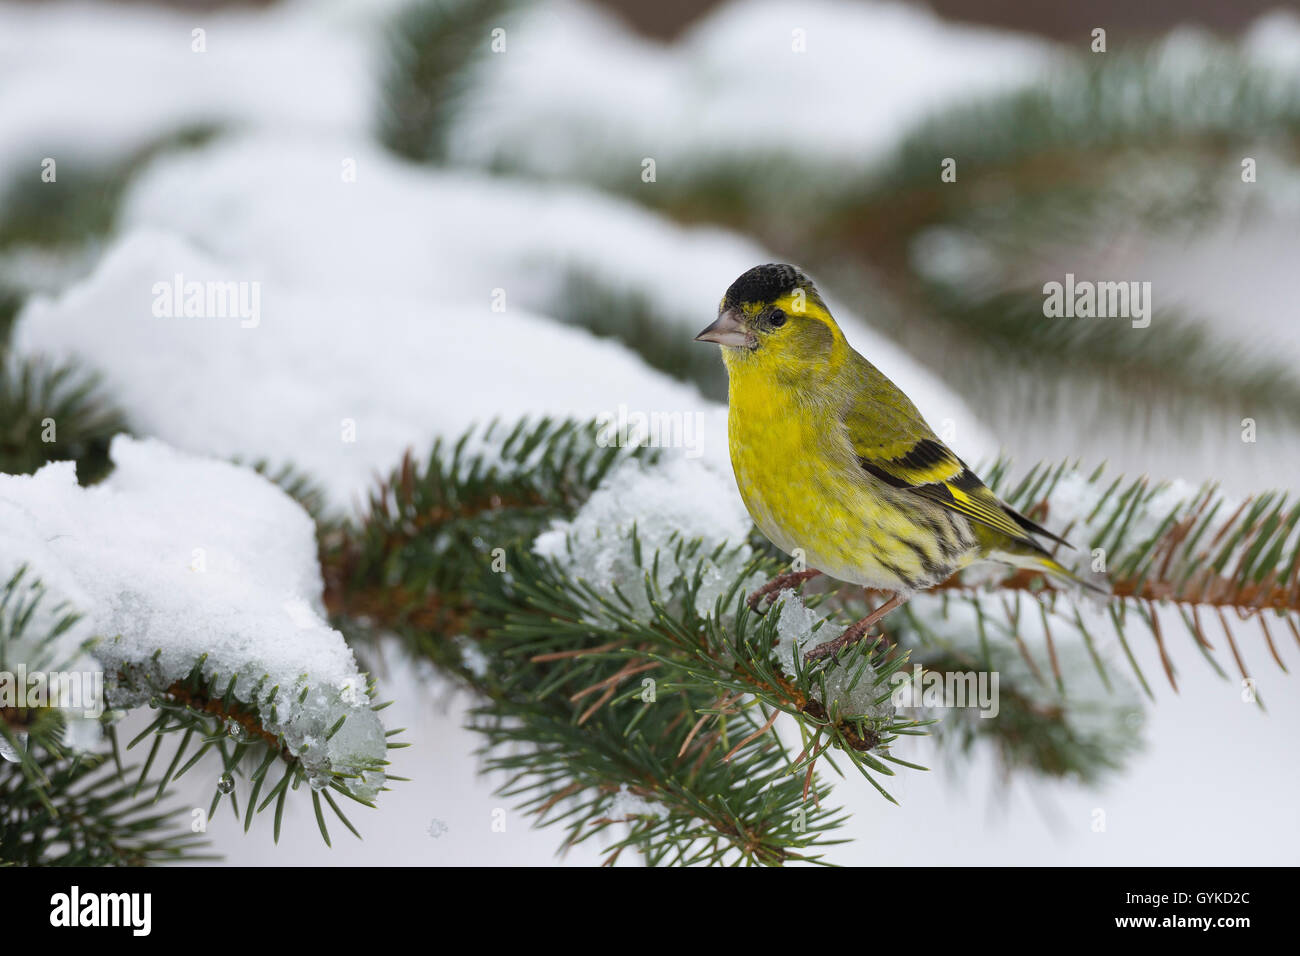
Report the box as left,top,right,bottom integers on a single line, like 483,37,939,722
856,438,1067,554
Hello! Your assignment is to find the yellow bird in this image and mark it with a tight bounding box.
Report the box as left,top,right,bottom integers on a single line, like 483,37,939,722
694,264,1097,662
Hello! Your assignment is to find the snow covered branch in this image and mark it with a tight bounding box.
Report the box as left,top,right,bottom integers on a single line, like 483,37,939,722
0,437,397,850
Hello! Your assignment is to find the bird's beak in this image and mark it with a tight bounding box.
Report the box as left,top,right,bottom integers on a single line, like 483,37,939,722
694,308,754,349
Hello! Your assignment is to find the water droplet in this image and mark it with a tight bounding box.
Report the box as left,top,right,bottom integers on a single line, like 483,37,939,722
308,773,330,791
225,719,246,740
0,732,29,763
148,696,160,709
216,772,235,794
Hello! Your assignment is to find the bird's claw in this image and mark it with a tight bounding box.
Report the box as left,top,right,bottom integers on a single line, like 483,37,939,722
802,591,907,663
746,569,822,614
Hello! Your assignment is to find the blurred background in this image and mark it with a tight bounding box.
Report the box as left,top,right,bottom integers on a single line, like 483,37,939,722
2,0,1297,865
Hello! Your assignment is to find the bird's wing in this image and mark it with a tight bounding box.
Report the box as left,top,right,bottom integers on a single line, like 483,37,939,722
841,379,1069,554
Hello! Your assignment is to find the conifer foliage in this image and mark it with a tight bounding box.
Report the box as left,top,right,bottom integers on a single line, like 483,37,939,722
2,0,1296,866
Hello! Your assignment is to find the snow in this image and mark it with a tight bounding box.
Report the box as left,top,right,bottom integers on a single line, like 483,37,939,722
12,227,708,507
111,131,987,447
771,588,894,724
904,593,1144,770
772,589,829,673
14,131,991,505
0,436,387,797
1243,10,1300,74
450,0,1057,177
533,448,761,622
0,0,386,186
608,784,668,820
455,637,491,679
1044,470,1193,545
117,134,766,334
1016,466,1288,587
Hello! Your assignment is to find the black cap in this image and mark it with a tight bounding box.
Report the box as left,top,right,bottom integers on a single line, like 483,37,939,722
723,263,809,307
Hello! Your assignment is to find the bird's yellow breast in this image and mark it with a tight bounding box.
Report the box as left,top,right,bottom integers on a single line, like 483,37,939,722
724,359,974,591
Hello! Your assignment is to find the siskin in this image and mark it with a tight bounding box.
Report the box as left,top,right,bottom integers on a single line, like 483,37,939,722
695,263,1101,662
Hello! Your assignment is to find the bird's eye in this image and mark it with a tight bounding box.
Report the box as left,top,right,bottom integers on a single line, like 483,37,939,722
769,309,786,328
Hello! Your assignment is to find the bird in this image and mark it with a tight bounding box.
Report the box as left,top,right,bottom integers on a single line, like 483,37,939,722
694,263,1100,663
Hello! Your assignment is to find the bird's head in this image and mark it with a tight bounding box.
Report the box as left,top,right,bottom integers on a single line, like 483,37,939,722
694,264,843,375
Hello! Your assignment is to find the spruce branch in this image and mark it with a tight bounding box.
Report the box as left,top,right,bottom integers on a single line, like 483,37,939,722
322,417,643,644
869,460,1300,710
0,284,23,346
317,419,1294,858
0,570,210,864
323,421,928,862
0,756,215,866
445,540,882,864
3,524,400,858
889,286,1300,421
0,125,217,252
106,659,397,846
0,353,129,483
378,0,519,162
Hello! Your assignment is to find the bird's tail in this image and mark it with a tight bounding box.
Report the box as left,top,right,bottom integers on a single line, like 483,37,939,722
992,549,1110,597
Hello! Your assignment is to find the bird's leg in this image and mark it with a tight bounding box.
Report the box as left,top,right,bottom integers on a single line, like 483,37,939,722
746,569,822,612
803,592,908,663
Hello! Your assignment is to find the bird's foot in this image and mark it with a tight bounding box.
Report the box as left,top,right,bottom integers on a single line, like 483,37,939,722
746,569,822,613
803,592,908,663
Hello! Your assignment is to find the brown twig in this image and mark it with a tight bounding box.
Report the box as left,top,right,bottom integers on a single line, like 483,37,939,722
722,708,781,763
1146,600,1178,692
